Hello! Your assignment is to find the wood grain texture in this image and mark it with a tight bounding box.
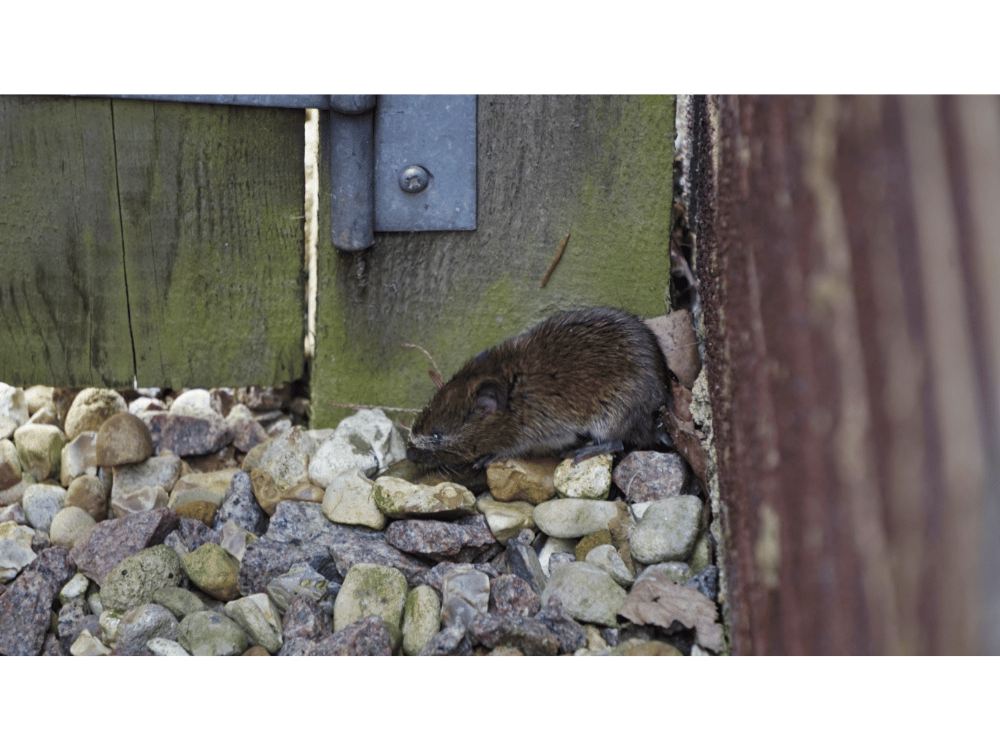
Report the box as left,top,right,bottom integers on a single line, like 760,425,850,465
0,96,307,389
312,95,676,428
0,96,133,385
112,99,306,388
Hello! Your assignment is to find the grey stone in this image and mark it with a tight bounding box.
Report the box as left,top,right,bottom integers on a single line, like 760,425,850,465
224,593,283,654
440,565,490,630
100,545,183,611
470,612,560,655
213,470,267,535
22,484,67,533
585,544,636,587
373,476,477,520
540,561,627,628
115,603,180,652
532,498,620,539
110,454,183,505
308,409,406,488
305,614,393,655
612,451,689,503
535,596,587,653
503,538,548,595
0,521,37,582
629,496,704,564
60,432,99,487
241,427,315,492
152,586,207,619
418,623,472,656
385,514,498,562
49,506,97,548
475,497,536,543
0,548,75,655
162,517,222,559
57,600,99,653
177,610,249,656
321,470,384,530
265,564,330,614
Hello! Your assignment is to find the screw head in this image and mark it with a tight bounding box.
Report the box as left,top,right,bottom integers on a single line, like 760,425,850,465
399,165,430,193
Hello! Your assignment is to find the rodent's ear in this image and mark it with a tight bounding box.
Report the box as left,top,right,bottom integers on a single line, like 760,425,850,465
473,379,507,415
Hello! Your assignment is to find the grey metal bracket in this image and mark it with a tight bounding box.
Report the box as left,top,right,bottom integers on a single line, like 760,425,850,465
86,95,478,251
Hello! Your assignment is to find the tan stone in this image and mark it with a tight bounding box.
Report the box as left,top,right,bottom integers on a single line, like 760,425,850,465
0,439,22,491
486,457,558,504
249,467,281,516
175,500,218,526
65,474,109,522
64,388,127,441
49,506,97,548
96,412,154,467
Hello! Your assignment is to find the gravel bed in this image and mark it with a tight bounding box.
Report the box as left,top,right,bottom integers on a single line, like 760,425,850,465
0,382,725,656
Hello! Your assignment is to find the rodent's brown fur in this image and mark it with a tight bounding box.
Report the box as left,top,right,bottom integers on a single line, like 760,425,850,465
407,307,674,468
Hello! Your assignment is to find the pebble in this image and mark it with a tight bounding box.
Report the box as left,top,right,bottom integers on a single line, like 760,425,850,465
70,629,111,656
612,451,689,503
100,545,183,612
70,507,181,585
385,515,498,562
95,412,154,467
502,538,548,595
0,384,29,428
177,610,248,656
144,407,233,457
152,585,207,618
114,603,180,652
630,495,703,564
111,485,169,518
49,506,97,548
373,476,477,519
64,388,127,441
470,612,560,655
402,584,441,655
110,454,182,506
0,439,22,490
13,423,66,482
224,593,283,654
308,409,406,489
533,497,620,539
265,564,331,614
334,563,408,648
147,637,191,656
182,542,241,601
60,431,99,486
242,428,315,492
0,389,720,657
485,457,559,504
553,454,613,499
65,474,109,522
213,471,268,536
440,565,490,629
22,483,67,533
321,470,385,529
476,496,536,542
226,404,271,453
585,544,636,587
0,520,37,582
540,561,627,628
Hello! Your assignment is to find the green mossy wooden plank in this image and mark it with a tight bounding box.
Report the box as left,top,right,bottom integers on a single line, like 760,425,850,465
112,99,307,388
0,96,134,386
312,95,675,428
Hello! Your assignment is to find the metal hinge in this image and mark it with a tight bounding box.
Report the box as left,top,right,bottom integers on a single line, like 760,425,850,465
92,95,478,251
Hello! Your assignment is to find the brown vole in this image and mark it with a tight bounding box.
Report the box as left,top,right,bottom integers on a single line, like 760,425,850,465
407,307,674,468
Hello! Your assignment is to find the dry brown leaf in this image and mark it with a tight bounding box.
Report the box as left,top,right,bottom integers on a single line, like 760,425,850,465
618,570,725,652
644,310,701,388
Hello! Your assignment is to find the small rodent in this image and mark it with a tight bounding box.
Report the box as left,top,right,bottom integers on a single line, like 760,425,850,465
407,307,674,468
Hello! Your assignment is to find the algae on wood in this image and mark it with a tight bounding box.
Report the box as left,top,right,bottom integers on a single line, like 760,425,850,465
0,96,133,385
112,99,306,388
312,95,676,428
0,96,307,388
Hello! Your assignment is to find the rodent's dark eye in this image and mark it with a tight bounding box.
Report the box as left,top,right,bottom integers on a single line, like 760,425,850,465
430,430,443,441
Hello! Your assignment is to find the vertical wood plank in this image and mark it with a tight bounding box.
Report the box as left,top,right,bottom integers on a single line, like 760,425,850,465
0,96,134,386
112,99,307,388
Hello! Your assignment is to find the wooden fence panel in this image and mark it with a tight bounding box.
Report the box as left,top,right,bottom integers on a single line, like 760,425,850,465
0,96,133,385
0,96,307,389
